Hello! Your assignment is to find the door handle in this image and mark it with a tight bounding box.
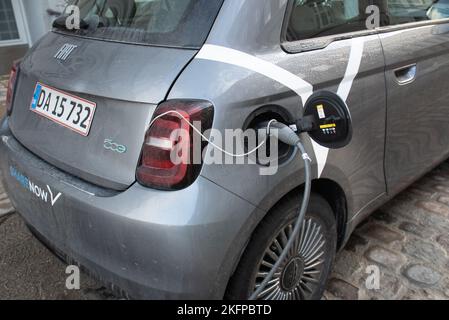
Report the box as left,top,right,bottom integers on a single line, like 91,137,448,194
394,64,417,85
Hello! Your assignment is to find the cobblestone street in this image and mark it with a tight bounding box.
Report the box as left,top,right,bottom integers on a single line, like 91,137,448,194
0,76,448,300
325,171,449,300
0,75,8,118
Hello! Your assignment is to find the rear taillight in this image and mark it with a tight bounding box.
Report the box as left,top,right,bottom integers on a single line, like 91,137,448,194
137,100,214,190
6,61,19,116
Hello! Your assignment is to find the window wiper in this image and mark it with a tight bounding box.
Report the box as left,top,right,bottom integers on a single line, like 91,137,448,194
52,15,90,30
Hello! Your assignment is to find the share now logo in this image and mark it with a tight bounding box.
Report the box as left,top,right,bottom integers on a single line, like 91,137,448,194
9,166,62,206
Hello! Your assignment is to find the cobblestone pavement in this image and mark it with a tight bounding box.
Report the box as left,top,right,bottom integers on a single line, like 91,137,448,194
0,75,448,300
324,166,449,300
0,75,8,118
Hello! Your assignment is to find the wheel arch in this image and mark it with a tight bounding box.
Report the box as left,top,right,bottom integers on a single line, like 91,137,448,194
260,178,349,251
311,178,348,250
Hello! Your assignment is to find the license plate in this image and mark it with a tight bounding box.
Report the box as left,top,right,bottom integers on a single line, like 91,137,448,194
30,82,96,137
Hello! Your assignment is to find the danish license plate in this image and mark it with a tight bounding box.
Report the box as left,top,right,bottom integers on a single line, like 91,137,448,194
30,82,96,136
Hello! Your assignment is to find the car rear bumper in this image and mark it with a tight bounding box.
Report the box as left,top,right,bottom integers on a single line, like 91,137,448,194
0,117,262,299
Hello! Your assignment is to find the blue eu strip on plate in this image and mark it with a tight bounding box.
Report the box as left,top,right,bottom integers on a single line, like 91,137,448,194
31,84,42,110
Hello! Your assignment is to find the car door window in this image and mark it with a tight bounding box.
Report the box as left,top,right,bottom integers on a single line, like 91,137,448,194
285,0,449,43
386,0,449,25
286,0,374,41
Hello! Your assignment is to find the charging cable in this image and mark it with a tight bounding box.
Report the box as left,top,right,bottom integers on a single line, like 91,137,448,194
249,122,312,300
150,110,277,158
150,111,312,300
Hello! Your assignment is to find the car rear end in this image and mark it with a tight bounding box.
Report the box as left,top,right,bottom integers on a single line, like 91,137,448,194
0,0,259,299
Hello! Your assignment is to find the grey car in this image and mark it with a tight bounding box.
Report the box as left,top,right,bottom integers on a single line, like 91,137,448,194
1,0,449,300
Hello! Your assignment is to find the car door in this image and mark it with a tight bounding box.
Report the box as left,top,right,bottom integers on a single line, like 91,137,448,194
381,0,449,194
276,0,389,218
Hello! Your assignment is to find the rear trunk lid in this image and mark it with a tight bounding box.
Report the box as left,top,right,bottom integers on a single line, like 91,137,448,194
9,32,197,190
9,0,225,190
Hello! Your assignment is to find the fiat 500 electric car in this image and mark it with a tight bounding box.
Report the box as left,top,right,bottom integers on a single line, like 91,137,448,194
1,0,449,300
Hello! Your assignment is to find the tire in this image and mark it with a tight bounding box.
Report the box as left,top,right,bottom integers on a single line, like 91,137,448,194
226,193,337,300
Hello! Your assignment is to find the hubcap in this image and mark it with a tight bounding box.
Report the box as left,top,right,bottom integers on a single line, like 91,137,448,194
252,218,326,300
281,257,304,291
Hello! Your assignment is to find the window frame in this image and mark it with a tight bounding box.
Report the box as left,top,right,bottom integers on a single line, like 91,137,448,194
281,0,449,54
0,0,30,47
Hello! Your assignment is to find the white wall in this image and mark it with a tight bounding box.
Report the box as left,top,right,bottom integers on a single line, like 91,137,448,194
22,0,67,45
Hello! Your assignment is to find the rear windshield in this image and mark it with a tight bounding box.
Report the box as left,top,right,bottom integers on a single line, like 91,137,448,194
56,0,224,48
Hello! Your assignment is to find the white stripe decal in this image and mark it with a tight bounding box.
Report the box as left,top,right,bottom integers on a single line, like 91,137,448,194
196,40,365,177
338,38,365,101
312,38,365,177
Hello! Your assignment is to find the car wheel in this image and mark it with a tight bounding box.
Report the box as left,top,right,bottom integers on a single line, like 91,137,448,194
226,193,337,300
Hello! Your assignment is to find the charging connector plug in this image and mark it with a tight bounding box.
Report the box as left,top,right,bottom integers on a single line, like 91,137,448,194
267,121,301,147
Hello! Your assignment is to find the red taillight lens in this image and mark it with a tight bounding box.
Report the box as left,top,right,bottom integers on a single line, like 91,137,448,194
137,100,214,190
6,61,19,116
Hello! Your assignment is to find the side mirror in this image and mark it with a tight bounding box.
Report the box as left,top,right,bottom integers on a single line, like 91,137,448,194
302,91,353,149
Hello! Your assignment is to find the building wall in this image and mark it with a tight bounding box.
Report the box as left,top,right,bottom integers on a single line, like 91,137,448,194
0,0,66,74
22,0,67,45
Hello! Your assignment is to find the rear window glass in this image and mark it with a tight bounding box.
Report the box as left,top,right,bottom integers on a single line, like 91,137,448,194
57,0,224,48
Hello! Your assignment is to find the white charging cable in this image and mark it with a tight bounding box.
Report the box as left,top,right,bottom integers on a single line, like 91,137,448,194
149,110,278,158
